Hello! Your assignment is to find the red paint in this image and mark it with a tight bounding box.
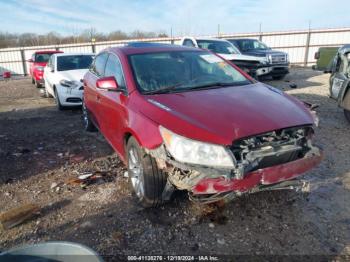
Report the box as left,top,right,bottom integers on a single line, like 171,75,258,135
83,44,318,177
96,76,118,90
29,50,63,83
3,71,11,79
192,152,323,195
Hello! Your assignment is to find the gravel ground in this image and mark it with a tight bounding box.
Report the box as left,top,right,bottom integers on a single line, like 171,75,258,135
0,69,349,259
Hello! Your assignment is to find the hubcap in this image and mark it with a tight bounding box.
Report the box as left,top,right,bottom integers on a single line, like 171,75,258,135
82,101,89,128
128,146,144,198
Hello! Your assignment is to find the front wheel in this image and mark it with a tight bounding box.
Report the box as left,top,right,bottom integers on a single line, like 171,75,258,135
82,99,97,132
126,137,167,208
54,88,65,111
344,109,350,123
44,81,52,98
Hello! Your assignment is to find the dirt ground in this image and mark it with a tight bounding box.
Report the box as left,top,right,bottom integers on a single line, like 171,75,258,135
0,69,349,259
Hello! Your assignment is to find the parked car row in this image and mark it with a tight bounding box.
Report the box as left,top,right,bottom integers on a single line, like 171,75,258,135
180,37,289,79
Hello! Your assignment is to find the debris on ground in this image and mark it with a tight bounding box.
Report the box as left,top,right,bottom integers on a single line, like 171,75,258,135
289,83,298,88
0,204,40,230
66,171,109,188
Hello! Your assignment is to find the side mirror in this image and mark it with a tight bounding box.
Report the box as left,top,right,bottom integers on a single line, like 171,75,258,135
96,76,119,91
27,59,34,63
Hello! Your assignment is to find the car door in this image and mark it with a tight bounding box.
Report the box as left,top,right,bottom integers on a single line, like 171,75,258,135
97,53,128,155
84,52,109,129
43,55,55,95
330,54,349,101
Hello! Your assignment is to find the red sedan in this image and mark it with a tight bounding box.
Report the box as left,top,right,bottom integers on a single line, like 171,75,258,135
83,43,322,207
28,50,62,88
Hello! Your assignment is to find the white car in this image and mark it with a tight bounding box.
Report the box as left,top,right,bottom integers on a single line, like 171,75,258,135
180,37,269,77
44,53,94,110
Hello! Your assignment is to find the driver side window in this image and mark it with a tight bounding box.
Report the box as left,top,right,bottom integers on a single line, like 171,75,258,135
104,54,126,90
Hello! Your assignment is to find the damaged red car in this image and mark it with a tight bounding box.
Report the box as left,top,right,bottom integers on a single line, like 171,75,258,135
82,43,323,207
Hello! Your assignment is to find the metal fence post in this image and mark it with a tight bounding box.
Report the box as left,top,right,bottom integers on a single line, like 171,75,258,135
304,31,311,67
20,49,27,76
91,43,96,53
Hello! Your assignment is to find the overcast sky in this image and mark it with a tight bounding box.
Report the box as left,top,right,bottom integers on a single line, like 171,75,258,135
1,0,349,36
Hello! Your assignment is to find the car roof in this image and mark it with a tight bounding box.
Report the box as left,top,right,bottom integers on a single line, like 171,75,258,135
227,38,259,41
108,43,198,55
54,53,95,57
195,37,229,42
34,50,62,54
339,44,350,55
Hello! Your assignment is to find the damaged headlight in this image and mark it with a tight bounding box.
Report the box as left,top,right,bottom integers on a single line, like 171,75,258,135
159,126,235,168
60,79,78,88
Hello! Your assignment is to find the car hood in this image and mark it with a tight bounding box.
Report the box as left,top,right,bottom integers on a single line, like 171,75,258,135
242,49,286,57
219,53,266,62
56,69,88,82
141,83,313,145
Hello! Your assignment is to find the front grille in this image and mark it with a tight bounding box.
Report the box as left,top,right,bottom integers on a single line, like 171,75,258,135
271,54,287,64
231,60,261,68
230,126,312,174
66,98,82,103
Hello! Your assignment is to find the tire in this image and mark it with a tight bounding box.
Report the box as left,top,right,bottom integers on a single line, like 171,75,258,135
31,78,35,84
126,137,167,208
82,99,97,132
35,81,42,88
44,81,52,98
54,88,65,111
344,109,350,123
272,75,285,80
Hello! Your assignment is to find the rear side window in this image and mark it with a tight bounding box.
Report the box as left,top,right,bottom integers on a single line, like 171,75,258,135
91,52,108,76
104,54,126,89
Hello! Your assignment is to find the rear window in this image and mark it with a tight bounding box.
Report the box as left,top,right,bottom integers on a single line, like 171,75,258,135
57,55,94,71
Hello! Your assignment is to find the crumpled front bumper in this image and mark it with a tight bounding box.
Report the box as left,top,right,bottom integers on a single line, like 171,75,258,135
148,143,323,202
192,150,323,195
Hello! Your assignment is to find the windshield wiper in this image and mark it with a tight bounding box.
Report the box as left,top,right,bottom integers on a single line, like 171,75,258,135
142,82,187,95
186,82,239,90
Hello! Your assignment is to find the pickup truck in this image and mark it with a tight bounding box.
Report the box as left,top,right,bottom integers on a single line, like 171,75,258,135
180,37,270,78
227,38,289,80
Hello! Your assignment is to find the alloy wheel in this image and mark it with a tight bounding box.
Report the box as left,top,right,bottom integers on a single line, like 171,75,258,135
128,146,145,198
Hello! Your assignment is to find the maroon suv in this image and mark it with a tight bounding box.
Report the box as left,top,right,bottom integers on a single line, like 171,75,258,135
82,43,322,207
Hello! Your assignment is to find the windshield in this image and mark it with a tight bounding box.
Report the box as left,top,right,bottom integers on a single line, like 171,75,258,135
129,51,251,94
197,40,240,54
57,55,94,71
35,53,53,63
235,39,269,51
